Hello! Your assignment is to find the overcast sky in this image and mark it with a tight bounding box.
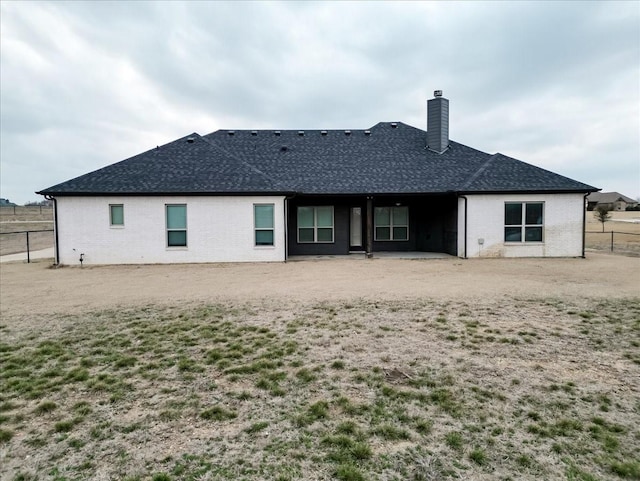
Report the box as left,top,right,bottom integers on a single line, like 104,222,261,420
1,1,638,204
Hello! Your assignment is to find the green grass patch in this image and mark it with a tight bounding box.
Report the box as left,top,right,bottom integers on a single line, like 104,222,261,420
33,401,57,414
200,406,237,421
334,463,365,481
609,460,640,479
245,421,269,434
0,428,13,442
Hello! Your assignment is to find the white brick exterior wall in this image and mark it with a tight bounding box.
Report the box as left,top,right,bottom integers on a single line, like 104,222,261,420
457,193,585,258
55,196,286,265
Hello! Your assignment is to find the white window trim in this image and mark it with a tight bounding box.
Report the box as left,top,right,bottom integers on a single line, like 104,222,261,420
166,204,187,248
374,206,409,241
504,202,544,244
109,204,124,228
254,203,275,248
297,206,335,244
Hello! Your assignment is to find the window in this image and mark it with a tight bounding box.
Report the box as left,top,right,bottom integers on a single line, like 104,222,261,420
297,206,334,243
109,204,124,226
374,206,408,241
166,204,187,247
254,204,274,246
505,202,543,242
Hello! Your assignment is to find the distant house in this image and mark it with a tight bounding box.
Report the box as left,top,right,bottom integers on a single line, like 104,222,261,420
0,198,17,206
38,92,598,265
586,192,637,211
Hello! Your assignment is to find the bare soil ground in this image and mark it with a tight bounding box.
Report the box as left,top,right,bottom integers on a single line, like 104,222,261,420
1,254,639,480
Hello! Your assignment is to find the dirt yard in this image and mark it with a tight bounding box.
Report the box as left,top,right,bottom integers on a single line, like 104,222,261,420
1,256,639,481
0,254,639,317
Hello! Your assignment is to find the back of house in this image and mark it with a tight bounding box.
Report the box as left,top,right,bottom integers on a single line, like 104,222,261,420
38,93,598,265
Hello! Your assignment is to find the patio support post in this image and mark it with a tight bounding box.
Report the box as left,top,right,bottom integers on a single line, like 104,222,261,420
366,196,373,258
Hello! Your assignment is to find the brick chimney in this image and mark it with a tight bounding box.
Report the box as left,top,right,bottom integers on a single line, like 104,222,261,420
427,90,449,153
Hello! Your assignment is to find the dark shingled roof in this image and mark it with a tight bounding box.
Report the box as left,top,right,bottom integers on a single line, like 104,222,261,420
39,134,289,195
38,122,597,196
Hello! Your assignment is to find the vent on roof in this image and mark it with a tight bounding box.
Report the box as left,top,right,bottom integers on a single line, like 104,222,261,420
344,130,351,136
390,123,398,128
364,130,371,136
298,130,304,136
280,146,288,152
321,130,328,136
251,130,257,136
274,131,281,136
228,130,235,136
186,137,195,143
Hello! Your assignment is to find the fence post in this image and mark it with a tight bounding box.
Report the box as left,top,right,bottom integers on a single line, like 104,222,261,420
610,231,614,252
26,231,30,263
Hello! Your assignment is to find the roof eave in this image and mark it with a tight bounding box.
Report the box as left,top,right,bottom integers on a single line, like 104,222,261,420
36,190,297,197
456,188,600,195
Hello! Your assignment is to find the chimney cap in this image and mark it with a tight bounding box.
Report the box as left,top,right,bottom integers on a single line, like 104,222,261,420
434,90,443,97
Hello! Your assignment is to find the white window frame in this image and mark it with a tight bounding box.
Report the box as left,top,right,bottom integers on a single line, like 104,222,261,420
374,206,409,241
109,204,124,227
297,206,334,243
254,203,275,247
166,204,187,248
504,202,544,243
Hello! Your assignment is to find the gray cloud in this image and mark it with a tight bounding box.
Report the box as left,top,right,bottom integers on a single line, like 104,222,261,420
1,1,638,204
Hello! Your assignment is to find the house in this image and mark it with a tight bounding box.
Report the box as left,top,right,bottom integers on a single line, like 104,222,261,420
586,192,637,212
38,92,598,265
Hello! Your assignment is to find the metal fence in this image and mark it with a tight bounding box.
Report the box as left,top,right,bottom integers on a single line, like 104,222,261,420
585,231,640,255
0,230,54,262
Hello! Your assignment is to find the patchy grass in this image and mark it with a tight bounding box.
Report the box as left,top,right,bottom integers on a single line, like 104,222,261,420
0,298,639,480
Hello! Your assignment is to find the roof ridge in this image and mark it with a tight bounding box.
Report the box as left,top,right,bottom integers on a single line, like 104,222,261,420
199,136,290,192
459,153,500,190
209,127,379,134
206,121,425,135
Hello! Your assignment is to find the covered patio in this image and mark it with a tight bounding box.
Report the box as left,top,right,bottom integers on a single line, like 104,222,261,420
286,194,458,258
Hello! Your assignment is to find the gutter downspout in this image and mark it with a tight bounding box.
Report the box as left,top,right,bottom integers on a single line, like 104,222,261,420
366,196,373,258
284,194,296,262
582,193,589,258
44,195,59,265
459,195,468,259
